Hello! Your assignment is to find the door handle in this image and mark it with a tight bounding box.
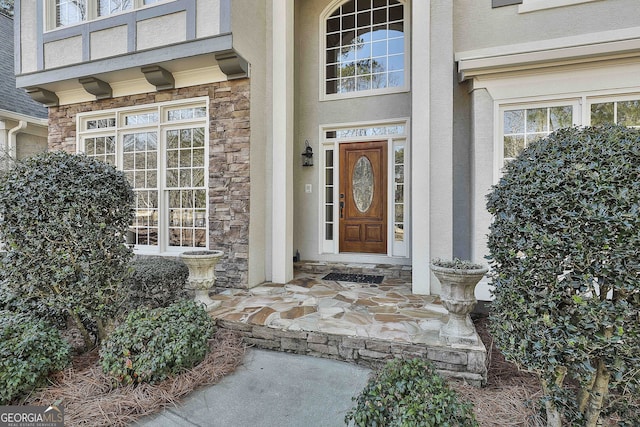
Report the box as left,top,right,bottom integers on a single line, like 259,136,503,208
339,201,344,218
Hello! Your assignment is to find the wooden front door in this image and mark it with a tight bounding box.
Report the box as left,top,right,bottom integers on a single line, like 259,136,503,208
339,141,387,254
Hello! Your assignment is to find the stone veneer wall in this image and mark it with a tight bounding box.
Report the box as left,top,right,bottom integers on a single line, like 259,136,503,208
47,80,251,288
217,319,487,386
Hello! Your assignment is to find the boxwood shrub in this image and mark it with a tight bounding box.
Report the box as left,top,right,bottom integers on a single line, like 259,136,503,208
100,300,215,385
0,310,71,404
123,257,189,310
345,358,478,427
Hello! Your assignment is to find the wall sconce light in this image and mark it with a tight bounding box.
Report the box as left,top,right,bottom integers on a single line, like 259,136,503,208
301,140,313,167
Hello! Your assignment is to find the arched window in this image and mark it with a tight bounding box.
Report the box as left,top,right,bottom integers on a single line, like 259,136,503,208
324,0,406,97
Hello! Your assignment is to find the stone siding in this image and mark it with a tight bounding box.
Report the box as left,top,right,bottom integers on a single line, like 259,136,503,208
295,261,413,281
218,319,487,386
48,81,251,287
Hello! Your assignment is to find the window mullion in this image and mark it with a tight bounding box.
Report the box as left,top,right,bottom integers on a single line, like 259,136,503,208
88,0,98,20
158,121,167,252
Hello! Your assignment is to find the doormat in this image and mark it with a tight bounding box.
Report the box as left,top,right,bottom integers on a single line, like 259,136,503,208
322,272,384,284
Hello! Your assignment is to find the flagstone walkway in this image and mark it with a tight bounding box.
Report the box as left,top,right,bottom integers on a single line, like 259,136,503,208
208,264,488,386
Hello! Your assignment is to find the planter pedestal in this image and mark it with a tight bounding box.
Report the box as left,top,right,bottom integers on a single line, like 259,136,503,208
431,264,488,345
180,250,224,311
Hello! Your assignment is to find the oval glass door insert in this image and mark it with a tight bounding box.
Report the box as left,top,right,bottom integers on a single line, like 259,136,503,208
352,156,374,213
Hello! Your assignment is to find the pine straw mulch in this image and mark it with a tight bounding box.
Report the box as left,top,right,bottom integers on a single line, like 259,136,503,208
25,329,245,427
449,316,546,427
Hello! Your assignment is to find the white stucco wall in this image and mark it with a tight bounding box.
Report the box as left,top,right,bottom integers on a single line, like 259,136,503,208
137,12,187,50
454,0,640,300
231,0,269,286
44,36,83,69
18,1,38,74
197,0,221,38
294,0,412,266
454,0,640,53
90,26,128,60
427,0,455,295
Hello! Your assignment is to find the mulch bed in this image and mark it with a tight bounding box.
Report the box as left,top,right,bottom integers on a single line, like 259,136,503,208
450,316,546,427
25,329,245,427
23,314,632,426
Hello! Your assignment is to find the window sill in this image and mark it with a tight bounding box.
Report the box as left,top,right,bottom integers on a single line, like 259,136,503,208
320,86,410,102
133,248,205,259
518,0,602,13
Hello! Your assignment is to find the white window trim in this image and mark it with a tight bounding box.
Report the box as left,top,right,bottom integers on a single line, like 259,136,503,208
495,98,581,182
518,0,602,14
76,96,210,255
319,119,410,260
318,0,411,102
494,91,640,182
585,93,640,127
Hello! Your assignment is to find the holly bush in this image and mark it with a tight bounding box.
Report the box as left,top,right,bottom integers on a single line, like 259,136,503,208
123,257,189,311
100,300,215,385
345,358,478,427
0,151,134,348
486,125,640,426
0,310,71,404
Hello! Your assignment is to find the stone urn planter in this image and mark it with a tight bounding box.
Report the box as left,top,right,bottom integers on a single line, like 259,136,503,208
180,250,224,311
430,259,488,345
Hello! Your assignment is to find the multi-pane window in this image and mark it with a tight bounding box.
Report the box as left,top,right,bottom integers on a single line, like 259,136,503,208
50,0,170,29
324,0,406,96
502,105,574,162
98,0,133,16
393,145,404,242
590,98,640,127
500,96,640,168
56,0,87,27
78,99,208,253
84,135,116,165
324,150,335,241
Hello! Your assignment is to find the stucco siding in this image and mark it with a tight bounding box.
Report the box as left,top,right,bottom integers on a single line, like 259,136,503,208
90,26,128,60
454,0,640,53
197,0,221,38
18,0,37,74
231,0,268,286
294,0,411,266
44,36,83,68
429,0,454,283
136,12,188,50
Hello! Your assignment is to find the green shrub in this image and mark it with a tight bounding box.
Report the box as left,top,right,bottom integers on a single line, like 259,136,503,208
486,125,640,426
0,280,67,327
123,257,189,310
0,310,71,404
100,300,215,385
0,151,134,348
346,358,478,427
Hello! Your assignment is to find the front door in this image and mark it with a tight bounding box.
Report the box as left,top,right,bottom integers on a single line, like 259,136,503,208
339,141,387,254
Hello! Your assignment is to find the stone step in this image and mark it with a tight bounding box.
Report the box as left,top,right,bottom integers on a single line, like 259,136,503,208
294,261,412,281
216,319,487,387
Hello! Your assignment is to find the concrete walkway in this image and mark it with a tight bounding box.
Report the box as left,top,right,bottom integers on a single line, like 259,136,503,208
135,349,371,427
